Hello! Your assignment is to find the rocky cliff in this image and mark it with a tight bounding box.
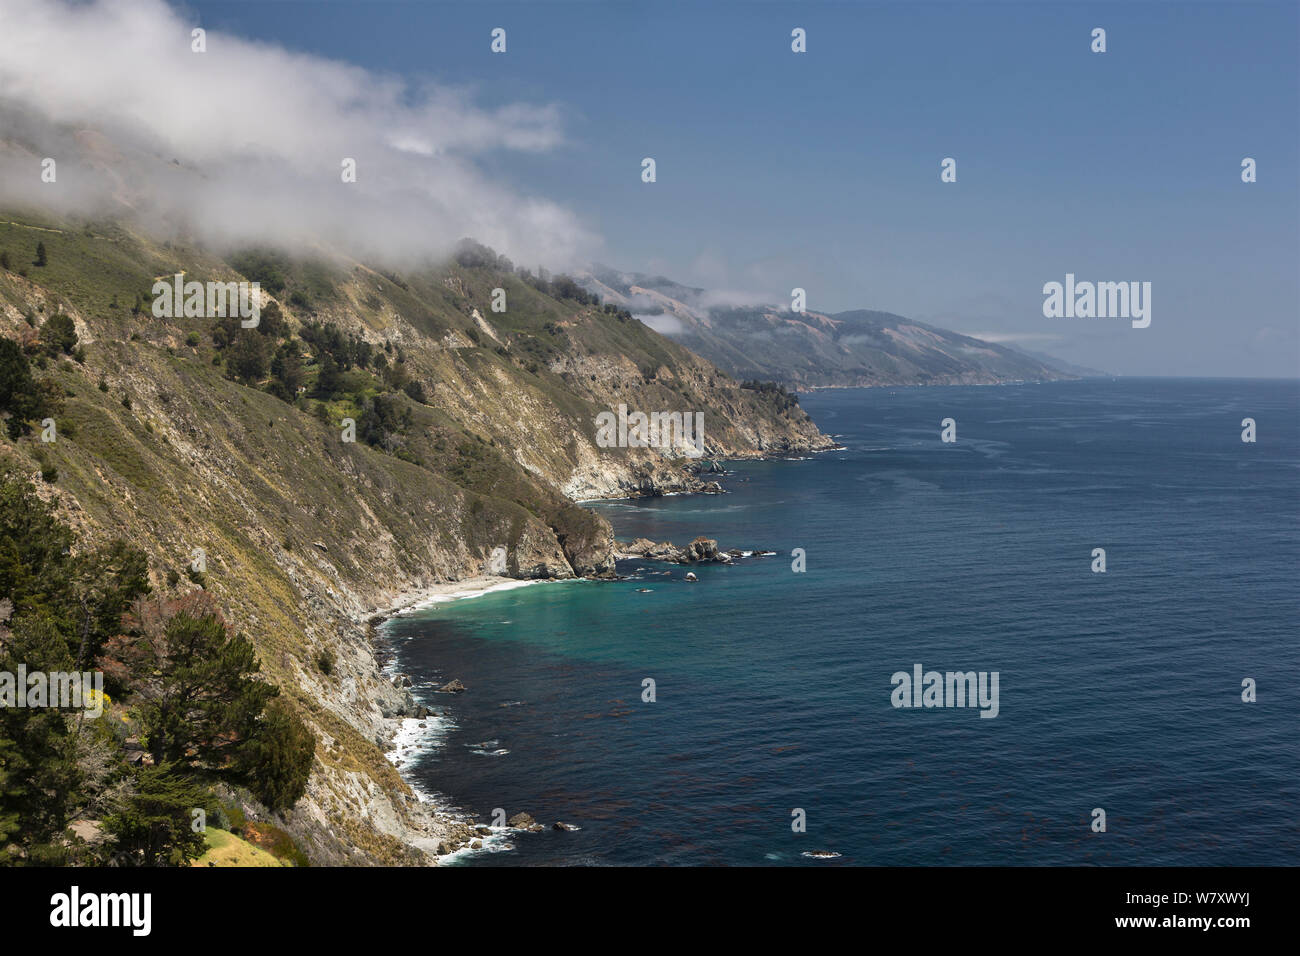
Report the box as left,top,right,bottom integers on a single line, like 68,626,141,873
0,214,832,863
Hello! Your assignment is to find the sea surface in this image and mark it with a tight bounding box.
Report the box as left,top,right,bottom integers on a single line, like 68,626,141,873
382,379,1299,865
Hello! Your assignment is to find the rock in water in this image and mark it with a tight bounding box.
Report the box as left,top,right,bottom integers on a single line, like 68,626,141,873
441,679,466,693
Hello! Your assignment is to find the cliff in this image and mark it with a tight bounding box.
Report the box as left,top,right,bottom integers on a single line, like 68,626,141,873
0,213,831,863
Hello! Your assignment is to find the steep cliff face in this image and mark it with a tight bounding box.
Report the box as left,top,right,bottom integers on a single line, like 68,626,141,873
0,214,831,863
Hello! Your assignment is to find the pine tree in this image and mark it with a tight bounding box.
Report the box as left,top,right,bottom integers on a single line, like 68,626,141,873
102,593,276,767
238,698,316,811
104,764,211,866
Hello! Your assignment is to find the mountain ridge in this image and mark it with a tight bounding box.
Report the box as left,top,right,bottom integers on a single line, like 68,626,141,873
577,265,1078,389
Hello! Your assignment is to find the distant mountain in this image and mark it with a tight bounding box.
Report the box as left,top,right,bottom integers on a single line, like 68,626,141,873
577,266,1075,388
1003,343,1108,379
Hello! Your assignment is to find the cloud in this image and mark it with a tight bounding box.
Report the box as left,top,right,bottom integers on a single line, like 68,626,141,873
0,0,597,269
635,313,685,336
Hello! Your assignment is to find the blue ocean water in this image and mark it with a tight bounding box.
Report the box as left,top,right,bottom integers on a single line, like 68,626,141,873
383,379,1299,865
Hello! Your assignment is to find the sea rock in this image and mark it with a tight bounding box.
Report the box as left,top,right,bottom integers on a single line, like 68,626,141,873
507,812,536,829
553,821,580,832
618,536,735,565
440,679,466,693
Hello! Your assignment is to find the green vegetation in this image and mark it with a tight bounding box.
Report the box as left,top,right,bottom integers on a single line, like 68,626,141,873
191,827,287,867
740,379,801,412
0,476,314,866
42,313,77,356
0,338,62,438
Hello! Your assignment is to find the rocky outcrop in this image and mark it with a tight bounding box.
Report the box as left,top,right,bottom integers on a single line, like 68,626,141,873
618,536,733,564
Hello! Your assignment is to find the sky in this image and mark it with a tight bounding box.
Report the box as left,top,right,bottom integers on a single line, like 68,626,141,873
4,0,1297,377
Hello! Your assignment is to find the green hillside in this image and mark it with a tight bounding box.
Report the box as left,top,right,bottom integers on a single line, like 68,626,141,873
0,211,830,865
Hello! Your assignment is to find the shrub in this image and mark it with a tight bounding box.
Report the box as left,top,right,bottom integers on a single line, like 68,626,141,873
401,380,426,404
42,313,77,356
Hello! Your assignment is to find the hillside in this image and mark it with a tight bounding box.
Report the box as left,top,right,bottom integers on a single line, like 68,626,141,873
579,266,1074,388
0,212,831,864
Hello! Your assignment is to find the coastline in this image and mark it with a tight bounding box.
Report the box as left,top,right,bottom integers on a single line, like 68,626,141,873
367,575,548,623
358,447,829,862
361,575,561,863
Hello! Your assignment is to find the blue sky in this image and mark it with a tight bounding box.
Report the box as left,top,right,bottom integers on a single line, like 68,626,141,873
186,1,1298,377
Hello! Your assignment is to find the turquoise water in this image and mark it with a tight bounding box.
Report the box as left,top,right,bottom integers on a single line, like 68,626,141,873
384,379,1300,865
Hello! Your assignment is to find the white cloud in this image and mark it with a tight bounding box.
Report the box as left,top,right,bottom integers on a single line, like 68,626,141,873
0,0,597,269
636,313,685,336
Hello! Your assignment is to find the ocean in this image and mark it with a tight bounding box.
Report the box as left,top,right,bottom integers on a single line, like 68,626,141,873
381,379,1299,865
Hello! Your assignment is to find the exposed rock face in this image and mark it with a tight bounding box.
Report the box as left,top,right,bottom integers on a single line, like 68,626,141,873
507,812,543,832
618,536,733,564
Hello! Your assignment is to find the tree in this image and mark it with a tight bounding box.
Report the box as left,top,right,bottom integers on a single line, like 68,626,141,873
34,242,46,267
71,540,150,669
268,340,304,402
0,477,152,862
225,329,272,384
358,393,412,451
0,615,82,864
401,380,427,404
104,764,211,866
0,250,10,271
102,593,277,768
237,698,315,811
257,300,288,339
0,338,45,438
42,313,77,356
311,352,342,399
